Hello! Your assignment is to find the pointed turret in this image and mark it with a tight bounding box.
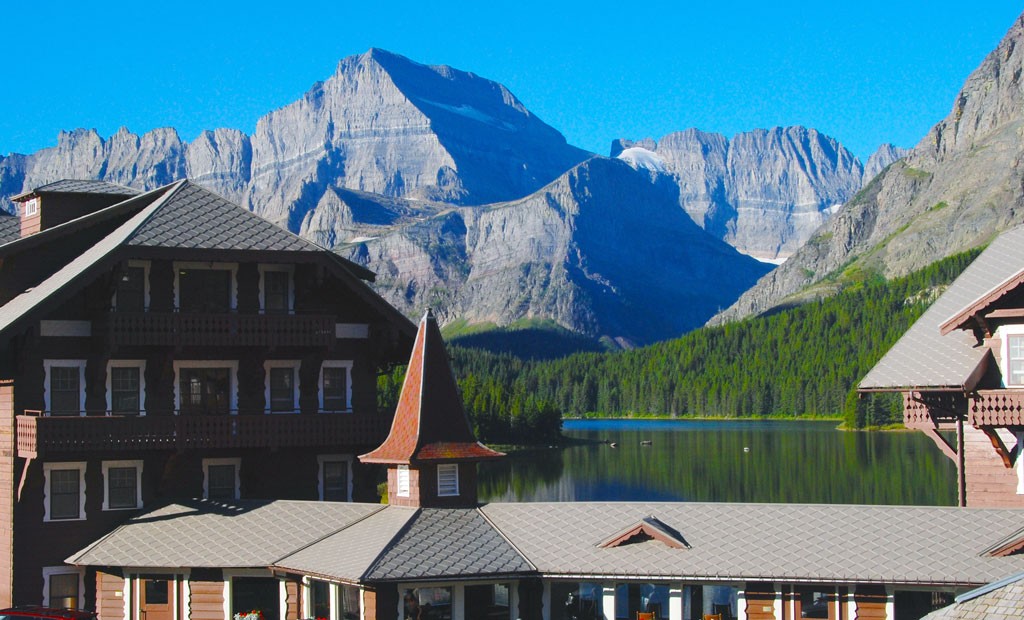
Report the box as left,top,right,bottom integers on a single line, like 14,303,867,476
360,310,502,507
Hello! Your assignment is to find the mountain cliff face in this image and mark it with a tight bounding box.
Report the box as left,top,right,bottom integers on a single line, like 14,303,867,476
0,49,589,220
340,157,772,346
711,13,1024,324
611,128,903,262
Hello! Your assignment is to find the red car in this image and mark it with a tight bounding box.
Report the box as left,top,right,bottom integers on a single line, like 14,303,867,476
0,607,97,620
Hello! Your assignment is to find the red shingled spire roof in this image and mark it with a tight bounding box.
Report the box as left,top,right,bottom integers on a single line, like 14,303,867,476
360,310,504,464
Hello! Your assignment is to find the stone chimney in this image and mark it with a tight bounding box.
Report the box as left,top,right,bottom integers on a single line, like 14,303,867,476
360,310,503,508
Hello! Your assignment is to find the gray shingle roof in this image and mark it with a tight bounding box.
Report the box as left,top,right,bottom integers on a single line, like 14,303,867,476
860,226,1024,390
364,508,534,581
32,179,140,196
0,216,20,244
126,182,320,252
68,499,382,568
274,506,418,582
480,502,1024,586
924,572,1024,619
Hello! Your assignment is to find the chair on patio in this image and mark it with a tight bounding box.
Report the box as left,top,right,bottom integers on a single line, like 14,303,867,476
702,614,722,620
636,612,656,620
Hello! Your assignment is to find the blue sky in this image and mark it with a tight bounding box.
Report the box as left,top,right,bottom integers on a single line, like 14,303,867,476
2,1,1022,161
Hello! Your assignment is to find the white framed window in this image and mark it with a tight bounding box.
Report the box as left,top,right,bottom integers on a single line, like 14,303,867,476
24,197,39,217
173,261,238,312
173,360,239,415
203,457,241,500
319,361,353,412
43,461,86,521
1008,333,1024,386
317,455,353,502
42,566,84,608
224,570,285,620
102,460,143,511
264,360,300,414
258,265,294,314
106,360,146,415
43,359,87,416
396,465,410,498
437,464,459,497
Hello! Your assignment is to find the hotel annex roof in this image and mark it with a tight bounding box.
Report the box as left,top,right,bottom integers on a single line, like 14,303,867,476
70,499,1024,588
860,225,1024,391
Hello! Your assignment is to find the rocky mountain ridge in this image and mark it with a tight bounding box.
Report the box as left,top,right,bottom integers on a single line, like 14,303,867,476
611,130,905,261
710,13,1024,325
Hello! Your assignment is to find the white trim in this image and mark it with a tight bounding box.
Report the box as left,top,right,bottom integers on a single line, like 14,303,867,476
42,461,86,522
106,359,147,415
280,579,288,620
602,584,616,620
173,261,238,310
437,463,459,497
224,569,281,620
668,586,683,620
24,197,39,217
173,360,239,414
264,360,301,414
998,324,1024,387
203,457,241,500
396,465,410,498
43,359,87,416
319,360,354,412
42,566,84,607
122,571,132,620
102,459,144,511
885,586,895,620
258,264,295,314
39,320,92,337
317,454,354,502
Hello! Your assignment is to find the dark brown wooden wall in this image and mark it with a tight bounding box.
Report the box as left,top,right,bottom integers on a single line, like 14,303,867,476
852,585,886,620
96,570,125,620
0,381,14,608
745,583,776,620
188,579,225,620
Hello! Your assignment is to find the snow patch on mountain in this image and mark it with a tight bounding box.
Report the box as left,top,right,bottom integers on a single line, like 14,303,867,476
616,147,666,173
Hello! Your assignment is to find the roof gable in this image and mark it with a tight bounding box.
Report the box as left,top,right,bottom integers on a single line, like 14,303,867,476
360,310,503,464
13,179,140,201
940,267,1024,336
598,516,691,550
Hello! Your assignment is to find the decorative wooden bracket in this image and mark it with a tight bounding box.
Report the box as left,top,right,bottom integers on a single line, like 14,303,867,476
981,427,1019,469
922,427,958,462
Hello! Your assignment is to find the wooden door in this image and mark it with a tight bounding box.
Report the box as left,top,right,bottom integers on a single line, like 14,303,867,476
140,578,174,620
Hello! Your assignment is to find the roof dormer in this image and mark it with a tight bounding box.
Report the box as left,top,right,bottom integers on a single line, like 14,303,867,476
11,179,140,237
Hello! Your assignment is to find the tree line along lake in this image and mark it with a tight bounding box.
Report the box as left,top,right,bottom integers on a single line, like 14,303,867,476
477,420,956,506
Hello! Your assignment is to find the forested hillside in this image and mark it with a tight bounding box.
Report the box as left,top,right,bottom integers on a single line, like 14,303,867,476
414,249,981,438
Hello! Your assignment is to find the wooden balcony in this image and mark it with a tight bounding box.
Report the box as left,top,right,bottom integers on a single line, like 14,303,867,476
969,390,1024,426
106,311,336,347
16,411,392,458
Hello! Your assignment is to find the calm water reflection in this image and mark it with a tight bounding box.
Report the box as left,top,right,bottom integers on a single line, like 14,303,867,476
478,419,956,505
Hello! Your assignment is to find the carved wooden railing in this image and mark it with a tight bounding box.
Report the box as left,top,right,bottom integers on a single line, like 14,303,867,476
16,411,392,458
107,312,336,347
970,390,1024,426
903,392,966,429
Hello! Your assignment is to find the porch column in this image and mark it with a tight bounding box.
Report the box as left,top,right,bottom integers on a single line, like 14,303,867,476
452,584,465,620
602,584,616,620
736,586,747,620
668,586,683,620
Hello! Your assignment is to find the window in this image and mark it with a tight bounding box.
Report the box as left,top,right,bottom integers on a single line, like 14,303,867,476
318,455,351,502
116,266,146,312
310,580,331,620
465,584,510,620
265,361,300,413
179,367,232,415
403,587,451,620
178,267,232,312
231,577,281,620
263,270,290,314
204,458,240,500
43,462,86,521
102,460,143,510
45,360,86,416
550,582,603,620
43,568,82,608
396,465,410,498
1010,334,1024,386
319,362,352,412
24,198,39,217
437,464,459,497
108,361,146,415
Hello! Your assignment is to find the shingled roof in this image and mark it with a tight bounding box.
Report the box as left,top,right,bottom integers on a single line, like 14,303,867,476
924,572,1024,619
360,310,503,464
67,499,382,568
860,226,1024,391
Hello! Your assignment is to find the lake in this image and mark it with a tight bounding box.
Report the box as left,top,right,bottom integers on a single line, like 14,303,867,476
478,419,957,505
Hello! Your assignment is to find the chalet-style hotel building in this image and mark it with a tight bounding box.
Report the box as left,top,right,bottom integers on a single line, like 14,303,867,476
2,179,1024,620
